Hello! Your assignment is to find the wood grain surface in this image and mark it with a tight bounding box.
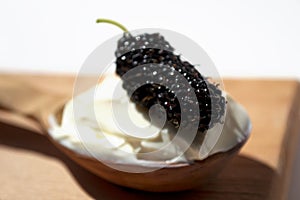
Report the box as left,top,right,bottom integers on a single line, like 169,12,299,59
0,74,299,199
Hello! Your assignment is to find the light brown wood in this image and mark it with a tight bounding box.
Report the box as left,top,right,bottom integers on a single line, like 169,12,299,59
0,74,299,198
224,79,300,200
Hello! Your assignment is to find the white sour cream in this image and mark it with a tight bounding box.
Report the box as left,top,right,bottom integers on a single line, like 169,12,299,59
48,75,251,165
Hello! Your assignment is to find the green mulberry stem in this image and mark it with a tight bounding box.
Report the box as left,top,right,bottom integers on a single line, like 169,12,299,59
96,18,128,33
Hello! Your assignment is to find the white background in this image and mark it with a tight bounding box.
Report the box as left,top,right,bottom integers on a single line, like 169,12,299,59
0,0,299,78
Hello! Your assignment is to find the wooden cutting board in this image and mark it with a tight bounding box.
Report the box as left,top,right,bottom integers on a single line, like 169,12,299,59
0,74,299,200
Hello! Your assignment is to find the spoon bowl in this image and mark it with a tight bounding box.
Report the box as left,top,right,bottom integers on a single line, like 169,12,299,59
0,74,250,192
49,131,245,192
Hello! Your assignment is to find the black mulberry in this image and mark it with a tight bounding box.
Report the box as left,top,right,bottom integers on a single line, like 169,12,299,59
96,19,226,133
115,33,225,132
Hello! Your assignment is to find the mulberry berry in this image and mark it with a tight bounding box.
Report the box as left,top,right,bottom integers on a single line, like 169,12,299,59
96,19,226,133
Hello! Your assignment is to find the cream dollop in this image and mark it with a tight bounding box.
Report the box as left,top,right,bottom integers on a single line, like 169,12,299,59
48,75,251,165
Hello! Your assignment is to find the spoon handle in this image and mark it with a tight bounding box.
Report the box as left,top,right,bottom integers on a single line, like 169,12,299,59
0,74,72,129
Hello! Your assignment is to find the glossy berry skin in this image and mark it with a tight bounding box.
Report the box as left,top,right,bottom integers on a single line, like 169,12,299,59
115,33,225,132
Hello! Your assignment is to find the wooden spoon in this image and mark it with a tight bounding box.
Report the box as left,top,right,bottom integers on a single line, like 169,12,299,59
0,74,249,192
